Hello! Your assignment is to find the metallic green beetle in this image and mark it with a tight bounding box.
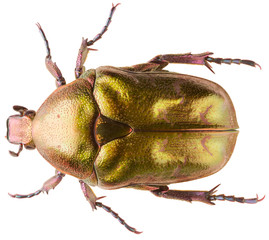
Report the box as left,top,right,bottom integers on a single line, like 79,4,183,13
7,4,264,234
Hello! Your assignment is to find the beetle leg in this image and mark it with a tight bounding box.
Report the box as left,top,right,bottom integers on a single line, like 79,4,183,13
75,38,97,79
79,180,99,210
206,56,261,72
149,52,261,73
149,52,214,72
8,171,65,199
79,180,141,234
120,62,168,72
36,23,66,88
151,184,264,205
75,3,120,78
207,185,265,204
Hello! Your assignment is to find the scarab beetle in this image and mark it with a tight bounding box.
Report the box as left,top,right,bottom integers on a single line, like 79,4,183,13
7,4,264,234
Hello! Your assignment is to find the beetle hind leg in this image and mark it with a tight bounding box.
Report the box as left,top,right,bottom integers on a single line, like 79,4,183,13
151,184,264,205
149,52,261,73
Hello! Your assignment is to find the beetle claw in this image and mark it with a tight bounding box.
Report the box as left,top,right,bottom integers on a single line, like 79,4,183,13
257,194,265,202
255,62,262,70
112,3,121,8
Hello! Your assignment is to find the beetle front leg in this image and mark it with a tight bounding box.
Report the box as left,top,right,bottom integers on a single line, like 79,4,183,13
79,180,141,234
36,23,66,88
75,3,120,78
151,184,264,205
9,171,65,199
75,38,97,79
149,52,261,73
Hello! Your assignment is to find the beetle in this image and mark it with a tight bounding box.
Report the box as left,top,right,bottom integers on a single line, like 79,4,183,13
6,4,264,234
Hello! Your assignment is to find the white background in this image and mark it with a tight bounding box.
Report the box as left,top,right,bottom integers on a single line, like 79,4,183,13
1,0,268,239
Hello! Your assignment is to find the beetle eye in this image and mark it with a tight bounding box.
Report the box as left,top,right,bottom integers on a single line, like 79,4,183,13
24,144,36,150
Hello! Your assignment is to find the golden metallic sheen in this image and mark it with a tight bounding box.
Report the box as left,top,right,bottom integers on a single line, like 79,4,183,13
93,131,238,189
93,66,238,131
32,79,99,179
30,66,239,188
84,66,238,188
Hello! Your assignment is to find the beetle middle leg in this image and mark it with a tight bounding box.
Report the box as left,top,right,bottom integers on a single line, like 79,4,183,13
151,184,264,205
79,180,141,234
9,171,65,198
36,23,66,88
75,3,120,79
149,52,261,73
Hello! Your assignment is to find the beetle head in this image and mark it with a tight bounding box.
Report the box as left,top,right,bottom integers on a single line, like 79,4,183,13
6,105,36,157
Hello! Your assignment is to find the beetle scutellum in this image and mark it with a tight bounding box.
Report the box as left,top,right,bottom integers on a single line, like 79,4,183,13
6,4,264,234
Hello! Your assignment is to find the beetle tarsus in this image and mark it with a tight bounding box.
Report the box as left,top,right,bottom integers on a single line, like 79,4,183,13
8,190,42,199
87,3,120,47
8,171,65,199
75,3,120,78
208,185,265,204
80,180,141,234
36,23,66,87
96,202,142,234
206,56,261,70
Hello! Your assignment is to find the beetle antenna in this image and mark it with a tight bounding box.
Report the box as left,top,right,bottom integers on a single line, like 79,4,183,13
96,202,142,234
9,143,23,157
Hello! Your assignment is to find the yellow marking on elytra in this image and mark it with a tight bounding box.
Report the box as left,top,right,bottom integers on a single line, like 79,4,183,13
190,95,230,126
153,98,184,123
156,138,169,152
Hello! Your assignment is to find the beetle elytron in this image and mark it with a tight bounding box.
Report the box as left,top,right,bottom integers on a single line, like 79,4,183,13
7,4,264,234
